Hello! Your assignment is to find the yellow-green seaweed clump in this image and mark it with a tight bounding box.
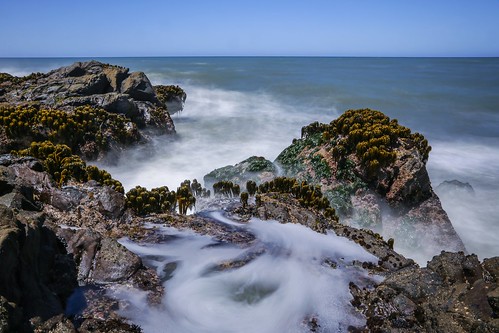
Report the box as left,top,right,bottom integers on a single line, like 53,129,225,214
15,141,124,192
257,177,338,222
125,185,177,216
0,105,140,156
329,109,431,177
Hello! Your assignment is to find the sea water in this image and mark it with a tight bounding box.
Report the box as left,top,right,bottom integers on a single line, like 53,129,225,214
1,57,498,260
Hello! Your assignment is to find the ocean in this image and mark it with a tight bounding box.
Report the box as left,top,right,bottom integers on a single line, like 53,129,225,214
1,56,498,259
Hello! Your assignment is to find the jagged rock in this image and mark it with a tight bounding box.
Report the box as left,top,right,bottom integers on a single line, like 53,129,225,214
273,109,465,259
241,191,414,272
92,238,142,283
0,60,176,138
351,251,499,332
204,156,278,189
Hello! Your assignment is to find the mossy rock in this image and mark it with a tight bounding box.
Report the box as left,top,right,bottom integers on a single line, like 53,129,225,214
204,156,278,189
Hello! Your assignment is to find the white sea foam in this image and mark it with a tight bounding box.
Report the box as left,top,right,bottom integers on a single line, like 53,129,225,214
114,217,380,333
428,140,499,259
96,84,336,191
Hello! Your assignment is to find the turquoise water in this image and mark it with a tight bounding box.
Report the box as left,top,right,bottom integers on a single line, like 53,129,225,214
1,57,498,259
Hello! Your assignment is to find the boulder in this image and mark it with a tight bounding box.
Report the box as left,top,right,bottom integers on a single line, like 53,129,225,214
204,156,278,189
273,109,466,260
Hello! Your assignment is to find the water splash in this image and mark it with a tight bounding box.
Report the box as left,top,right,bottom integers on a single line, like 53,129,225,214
113,215,381,333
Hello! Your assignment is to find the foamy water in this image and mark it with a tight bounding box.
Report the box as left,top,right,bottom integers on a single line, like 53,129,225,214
114,215,381,333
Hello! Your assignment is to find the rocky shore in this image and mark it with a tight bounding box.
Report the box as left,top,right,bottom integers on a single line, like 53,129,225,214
0,63,497,332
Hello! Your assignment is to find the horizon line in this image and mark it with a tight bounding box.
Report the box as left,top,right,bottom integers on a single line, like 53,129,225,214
1,55,498,59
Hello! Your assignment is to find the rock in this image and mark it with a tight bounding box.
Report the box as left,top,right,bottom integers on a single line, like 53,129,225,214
426,251,482,285
154,85,187,114
351,251,499,332
204,156,278,189
435,179,475,199
0,205,78,328
0,296,22,333
483,257,499,282
488,287,499,315
0,61,176,158
92,238,142,283
121,71,157,103
273,109,466,260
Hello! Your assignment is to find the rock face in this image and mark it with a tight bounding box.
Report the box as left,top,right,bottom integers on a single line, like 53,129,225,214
0,154,162,332
0,60,175,134
0,204,77,332
351,251,499,332
274,109,465,260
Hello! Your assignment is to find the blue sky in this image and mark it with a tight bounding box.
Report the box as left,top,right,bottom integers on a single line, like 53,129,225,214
1,0,498,57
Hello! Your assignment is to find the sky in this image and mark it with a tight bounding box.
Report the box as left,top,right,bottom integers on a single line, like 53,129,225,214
0,0,498,57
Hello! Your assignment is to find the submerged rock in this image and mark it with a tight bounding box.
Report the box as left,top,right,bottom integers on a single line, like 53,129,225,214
435,179,475,199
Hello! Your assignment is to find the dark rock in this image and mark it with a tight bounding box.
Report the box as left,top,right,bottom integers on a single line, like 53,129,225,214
427,251,482,284
436,179,475,198
483,257,499,282
351,251,499,332
121,71,157,103
92,238,142,283
0,205,78,328
0,296,22,333
488,287,499,315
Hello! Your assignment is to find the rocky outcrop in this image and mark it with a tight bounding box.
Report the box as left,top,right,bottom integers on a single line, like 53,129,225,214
0,61,174,132
436,179,475,199
0,61,178,160
351,251,499,332
203,156,278,189
273,109,465,259
224,189,498,332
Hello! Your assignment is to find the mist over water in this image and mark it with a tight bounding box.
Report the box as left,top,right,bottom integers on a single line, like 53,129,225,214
114,216,380,333
1,57,498,261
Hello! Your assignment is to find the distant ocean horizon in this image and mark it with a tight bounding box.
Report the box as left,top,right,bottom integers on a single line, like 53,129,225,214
1,56,498,259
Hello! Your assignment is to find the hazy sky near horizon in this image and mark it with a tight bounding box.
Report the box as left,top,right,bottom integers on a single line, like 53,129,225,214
1,0,498,57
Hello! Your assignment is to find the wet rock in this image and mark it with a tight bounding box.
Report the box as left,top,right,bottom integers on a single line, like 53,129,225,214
92,238,141,283
436,179,475,199
271,110,466,258
79,318,142,333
